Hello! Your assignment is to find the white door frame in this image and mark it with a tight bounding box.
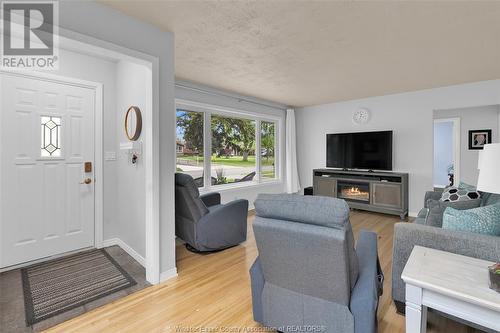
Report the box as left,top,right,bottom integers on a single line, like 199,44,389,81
0,69,104,269
434,117,461,187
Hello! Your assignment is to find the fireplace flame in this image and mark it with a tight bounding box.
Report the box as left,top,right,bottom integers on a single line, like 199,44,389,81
341,185,369,201
348,187,361,194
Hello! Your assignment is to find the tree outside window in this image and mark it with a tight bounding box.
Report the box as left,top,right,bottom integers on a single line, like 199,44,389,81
176,109,204,187
260,121,276,180
211,115,256,185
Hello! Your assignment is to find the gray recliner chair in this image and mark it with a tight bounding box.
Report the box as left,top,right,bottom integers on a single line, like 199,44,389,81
250,194,383,333
175,173,248,252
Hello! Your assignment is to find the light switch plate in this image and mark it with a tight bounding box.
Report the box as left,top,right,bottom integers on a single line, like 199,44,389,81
104,151,117,161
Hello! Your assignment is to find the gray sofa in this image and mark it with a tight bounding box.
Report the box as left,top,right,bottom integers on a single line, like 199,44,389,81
175,173,248,252
392,190,500,315
250,194,383,333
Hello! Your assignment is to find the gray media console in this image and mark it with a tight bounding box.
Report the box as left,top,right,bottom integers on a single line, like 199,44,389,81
313,169,409,220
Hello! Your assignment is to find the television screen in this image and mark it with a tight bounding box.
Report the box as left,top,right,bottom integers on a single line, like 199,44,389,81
326,131,393,170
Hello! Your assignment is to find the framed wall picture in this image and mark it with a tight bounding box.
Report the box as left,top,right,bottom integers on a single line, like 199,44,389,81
468,129,492,150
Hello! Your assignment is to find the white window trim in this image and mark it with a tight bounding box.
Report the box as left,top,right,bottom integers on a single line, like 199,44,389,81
175,98,282,192
200,179,283,194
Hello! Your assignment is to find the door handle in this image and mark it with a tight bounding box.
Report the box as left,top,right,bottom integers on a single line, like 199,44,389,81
80,178,92,185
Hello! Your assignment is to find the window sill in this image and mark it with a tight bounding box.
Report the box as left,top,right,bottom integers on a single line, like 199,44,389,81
200,179,283,194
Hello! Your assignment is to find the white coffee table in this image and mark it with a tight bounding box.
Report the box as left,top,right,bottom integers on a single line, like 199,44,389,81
401,246,500,333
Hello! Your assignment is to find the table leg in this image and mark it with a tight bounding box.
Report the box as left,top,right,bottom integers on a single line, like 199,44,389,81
405,284,427,333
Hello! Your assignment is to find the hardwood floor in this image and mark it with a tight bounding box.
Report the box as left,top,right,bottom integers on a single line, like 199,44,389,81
46,211,480,333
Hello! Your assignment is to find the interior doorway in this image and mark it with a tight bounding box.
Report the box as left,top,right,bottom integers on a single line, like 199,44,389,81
433,118,460,189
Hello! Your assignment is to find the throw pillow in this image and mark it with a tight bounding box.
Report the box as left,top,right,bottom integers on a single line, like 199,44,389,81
425,198,481,228
442,204,500,236
440,186,480,202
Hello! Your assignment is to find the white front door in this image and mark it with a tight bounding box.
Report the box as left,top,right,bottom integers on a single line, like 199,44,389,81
0,73,96,268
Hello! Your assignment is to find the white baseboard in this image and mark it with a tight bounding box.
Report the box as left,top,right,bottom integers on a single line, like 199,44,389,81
102,238,145,267
160,267,178,283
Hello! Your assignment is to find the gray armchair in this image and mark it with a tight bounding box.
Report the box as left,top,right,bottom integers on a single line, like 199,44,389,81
175,173,248,252
250,194,383,333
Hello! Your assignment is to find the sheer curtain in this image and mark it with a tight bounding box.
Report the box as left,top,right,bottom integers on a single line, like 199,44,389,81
285,108,301,193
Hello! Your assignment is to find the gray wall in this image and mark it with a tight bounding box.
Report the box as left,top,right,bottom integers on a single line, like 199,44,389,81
175,81,287,208
59,2,176,275
434,105,500,186
296,80,500,215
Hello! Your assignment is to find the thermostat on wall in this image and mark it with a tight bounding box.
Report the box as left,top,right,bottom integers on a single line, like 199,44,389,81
353,108,371,124
120,141,142,165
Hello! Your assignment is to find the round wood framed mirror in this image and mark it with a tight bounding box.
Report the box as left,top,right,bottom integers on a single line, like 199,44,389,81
124,106,142,141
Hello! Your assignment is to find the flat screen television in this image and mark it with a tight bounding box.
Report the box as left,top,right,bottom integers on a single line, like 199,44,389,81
326,130,393,170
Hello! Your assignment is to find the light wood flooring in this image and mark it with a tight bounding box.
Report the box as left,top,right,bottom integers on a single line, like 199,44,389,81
45,211,480,333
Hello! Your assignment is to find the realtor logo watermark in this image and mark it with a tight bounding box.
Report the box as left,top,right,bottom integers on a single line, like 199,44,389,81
1,0,59,69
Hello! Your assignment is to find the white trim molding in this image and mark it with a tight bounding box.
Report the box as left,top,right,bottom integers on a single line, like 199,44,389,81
145,60,161,285
102,238,145,267
160,267,178,283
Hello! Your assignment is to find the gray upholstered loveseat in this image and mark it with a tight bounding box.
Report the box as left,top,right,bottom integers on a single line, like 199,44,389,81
250,194,383,333
392,190,500,315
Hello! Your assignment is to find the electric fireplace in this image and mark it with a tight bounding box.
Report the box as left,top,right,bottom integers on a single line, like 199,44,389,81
337,181,370,202
313,169,408,220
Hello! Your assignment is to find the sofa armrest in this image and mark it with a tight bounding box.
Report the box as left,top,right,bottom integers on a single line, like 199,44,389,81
424,191,442,208
200,192,221,207
413,208,428,225
350,231,380,333
391,223,500,304
250,257,265,323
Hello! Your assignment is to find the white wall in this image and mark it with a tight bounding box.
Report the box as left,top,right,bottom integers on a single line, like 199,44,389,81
434,105,500,185
175,81,287,208
113,61,150,257
50,48,119,245
296,80,500,215
59,2,176,276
